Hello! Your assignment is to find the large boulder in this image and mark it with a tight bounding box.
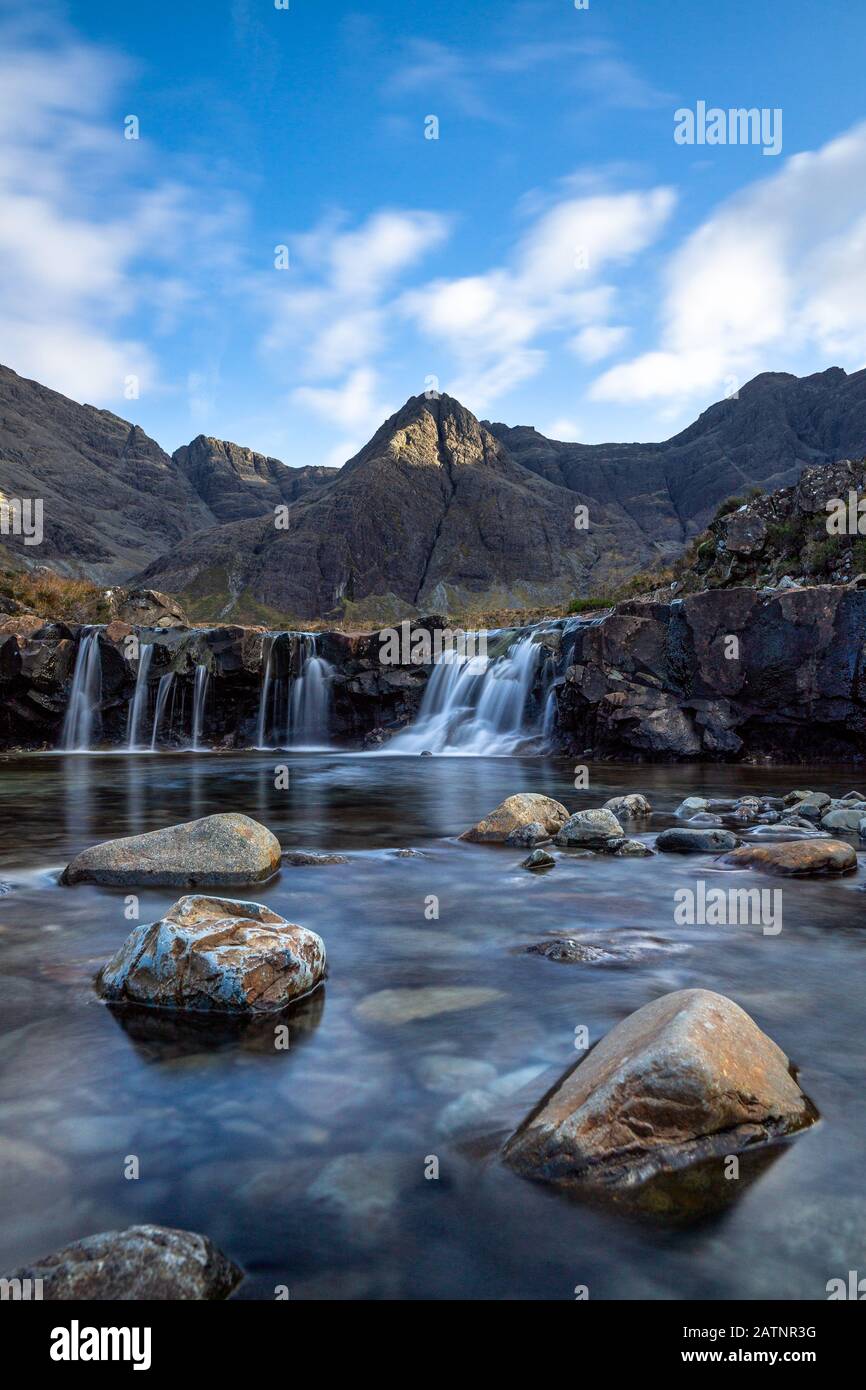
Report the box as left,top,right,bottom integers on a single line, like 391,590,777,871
62,813,282,888
656,826,740,853
96,894,326,1013
460,793,569,844
716,839,858,876
555,808,623,848
821,807,864,832
1,1225,241,1300
502,989,813,1189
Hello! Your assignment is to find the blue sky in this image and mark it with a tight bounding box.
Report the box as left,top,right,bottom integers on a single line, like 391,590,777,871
3,0,866,466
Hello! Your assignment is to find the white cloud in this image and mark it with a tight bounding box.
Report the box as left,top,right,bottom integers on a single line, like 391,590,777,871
0,14,245,407
545,417,582,440
570,324,630,363
591,122,866,408
402,187,675,411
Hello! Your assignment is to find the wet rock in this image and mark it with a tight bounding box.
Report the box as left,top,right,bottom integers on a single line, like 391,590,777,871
603,793,652,819
555,807,623,849
717,838,857,876
283,850,349,866
521,847,555,871
675,797,710,817
820,808,864,833
356,986,502,1026
526,938,616,964
502,989,813,1190
610,837,655,857
461,793,569,844
656,826,740,853
1,1224,241,1300
62,813,282,888
505,820,550,848
96,894,327,1013
391,848,424,858
686,812,723,826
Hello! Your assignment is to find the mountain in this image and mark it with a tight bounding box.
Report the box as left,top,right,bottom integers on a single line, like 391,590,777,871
487,367,866,549
0,363,214,581
3,360,866,621
138,393,626,623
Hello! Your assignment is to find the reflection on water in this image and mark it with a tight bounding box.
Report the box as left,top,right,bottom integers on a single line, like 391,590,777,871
1,752,865,1299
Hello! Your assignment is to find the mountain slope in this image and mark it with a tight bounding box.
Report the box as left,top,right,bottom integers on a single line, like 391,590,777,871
172,435,335,523
0,363,215,581
139,393,629,622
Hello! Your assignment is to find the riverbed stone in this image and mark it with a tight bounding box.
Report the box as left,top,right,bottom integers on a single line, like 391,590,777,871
505,820,550,847
61,813,282,888
460,793,569,843
1,1224,242,1300
502,989,813,1189
555,807,623,848
603,793,652,819
521,847,556,871
96,894,327,1013
716,838,857,876
675,797,710,816
610,837,655,857
820,807,864,833
355,986,502,1026
656,826,740,853
282,850,349,866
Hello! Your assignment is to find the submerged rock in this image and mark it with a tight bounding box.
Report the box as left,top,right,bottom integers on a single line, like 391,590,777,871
62,813,282,888
717,838,857,876
521,847,556,871
502,989,813,1190
1,1224,241,1299
555,807,623,848
525,938,615,964
656,826,740,853
603,793,652,819
355,986,502,1026
461,793,569,844
283,850,349,866
96,894,327,1013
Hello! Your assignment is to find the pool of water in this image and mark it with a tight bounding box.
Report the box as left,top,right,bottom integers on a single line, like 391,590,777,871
1,751,864,1299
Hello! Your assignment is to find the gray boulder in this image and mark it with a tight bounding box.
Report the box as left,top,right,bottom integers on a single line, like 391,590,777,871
502,989,813,1189
506,820,550,848
461,793,570,844
96,894,327,1013
62,813,282,888
602,793,652,819
555,808,623,848
656,827,740,853
521,848,555,871
821,807,865,833
1,1224,241,1299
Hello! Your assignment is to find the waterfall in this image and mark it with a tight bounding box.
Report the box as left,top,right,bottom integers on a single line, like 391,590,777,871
388,632,545,756
62,628,103,751
288,636,333,748
150,673,175,750
191,664,209,750
257,635,276,748
126,643,154,750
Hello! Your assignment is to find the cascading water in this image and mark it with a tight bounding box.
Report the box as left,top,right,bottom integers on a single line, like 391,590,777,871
288,636,333,748
387,632,547,756
62,628,103,752
257,636,276,749
126,643,154,750
150,673,175,750
191,664,209,750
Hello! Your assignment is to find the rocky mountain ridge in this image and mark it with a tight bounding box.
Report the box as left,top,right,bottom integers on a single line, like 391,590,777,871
3,360,866,622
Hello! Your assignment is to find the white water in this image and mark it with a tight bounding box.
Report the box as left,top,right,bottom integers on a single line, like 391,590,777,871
126,643,154,750
150,673,175,750
62,629,103,751
191,664,209,750
289,642,334,748
256,636,276,749
387,633,545,756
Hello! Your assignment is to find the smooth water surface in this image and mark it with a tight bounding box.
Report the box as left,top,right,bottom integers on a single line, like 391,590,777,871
1,752,865,1299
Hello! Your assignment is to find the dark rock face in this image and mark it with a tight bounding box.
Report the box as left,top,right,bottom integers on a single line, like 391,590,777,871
172,435,335,523
0,363,215,582
553,585,866,762
2,1224,241,1300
